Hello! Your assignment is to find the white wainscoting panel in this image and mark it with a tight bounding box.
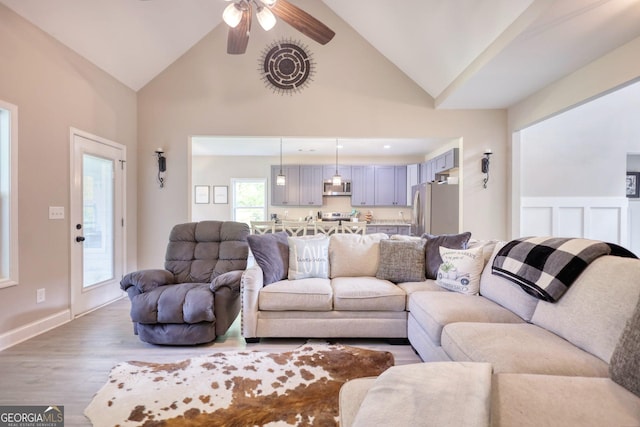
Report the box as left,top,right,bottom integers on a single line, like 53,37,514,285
557,207,584,238
520,198,629,246
520,207,552,236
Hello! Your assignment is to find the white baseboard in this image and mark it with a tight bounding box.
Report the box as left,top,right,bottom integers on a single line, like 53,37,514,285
0,309,71,352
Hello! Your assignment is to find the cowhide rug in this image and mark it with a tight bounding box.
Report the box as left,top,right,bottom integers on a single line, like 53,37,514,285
84,343,394,426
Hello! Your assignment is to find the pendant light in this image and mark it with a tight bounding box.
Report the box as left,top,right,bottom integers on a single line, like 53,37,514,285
332,139,342,186
276,138,286,186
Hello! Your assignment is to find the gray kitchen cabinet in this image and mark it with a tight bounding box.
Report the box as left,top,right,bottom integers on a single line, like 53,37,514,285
373,225,398,235
366,225,411,236
396,225,411,235
271,165,300,206
394,166,407,205
374,165,407,206
323,165,352,181
419,161,435,183
351,165,375,206
419,162,427,183
433,148,459,174
299,165,323,206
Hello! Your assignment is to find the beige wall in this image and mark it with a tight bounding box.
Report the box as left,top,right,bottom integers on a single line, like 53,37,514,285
138,0,508,267
0,5,137,334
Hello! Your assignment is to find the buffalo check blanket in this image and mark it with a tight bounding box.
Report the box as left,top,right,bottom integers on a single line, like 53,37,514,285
492,237,637,302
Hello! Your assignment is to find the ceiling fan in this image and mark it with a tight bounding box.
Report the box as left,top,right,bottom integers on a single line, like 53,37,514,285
223,0,335,54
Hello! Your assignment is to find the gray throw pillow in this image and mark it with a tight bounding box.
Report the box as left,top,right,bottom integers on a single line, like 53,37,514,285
609,295,640,397
423,232,472,279
247,232,289,285
376,239,426,283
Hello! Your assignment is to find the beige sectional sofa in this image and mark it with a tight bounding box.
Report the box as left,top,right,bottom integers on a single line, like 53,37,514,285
241,231,640,425
339,241,640,426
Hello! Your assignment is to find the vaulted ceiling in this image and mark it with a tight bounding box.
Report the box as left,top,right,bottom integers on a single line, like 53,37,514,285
2,0,639,110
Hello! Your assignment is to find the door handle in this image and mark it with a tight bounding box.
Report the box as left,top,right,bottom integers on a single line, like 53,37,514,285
76,236,85,242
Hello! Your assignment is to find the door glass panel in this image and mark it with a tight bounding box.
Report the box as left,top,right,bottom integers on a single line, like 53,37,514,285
82,154,114,287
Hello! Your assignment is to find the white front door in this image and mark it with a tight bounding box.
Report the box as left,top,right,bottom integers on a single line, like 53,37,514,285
70,129,126,317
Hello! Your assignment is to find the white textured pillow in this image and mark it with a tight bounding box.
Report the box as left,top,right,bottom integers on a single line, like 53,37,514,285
436,246,484,295
288,235,330,280
329,233,388,278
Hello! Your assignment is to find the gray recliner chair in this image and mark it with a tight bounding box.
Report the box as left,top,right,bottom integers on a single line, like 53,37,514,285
120,220,250,345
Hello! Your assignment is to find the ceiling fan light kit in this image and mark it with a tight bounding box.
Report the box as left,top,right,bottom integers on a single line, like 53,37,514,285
222,2,244,28
224,0,335,55
256,6,277,31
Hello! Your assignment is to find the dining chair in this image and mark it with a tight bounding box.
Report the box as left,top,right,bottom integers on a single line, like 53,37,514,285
314,222,340,236
342,221,367,235
281,220,309,236
251,221,276,235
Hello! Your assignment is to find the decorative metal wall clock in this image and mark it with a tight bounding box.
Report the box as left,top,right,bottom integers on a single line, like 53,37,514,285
259,39,315,95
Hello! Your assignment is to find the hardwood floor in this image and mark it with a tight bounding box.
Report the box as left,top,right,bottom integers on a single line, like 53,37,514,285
0,297,421,426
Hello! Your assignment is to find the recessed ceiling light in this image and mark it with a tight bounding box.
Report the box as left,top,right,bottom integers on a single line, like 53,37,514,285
383,145,391,149
337,145,344,149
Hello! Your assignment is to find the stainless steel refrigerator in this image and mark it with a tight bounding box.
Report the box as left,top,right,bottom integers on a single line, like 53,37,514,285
411,183,459,236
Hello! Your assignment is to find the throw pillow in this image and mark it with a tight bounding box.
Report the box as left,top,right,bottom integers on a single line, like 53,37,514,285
609,295,640,397
424,232,472,279
436,246,483,295
288,235,330,280
376,239,426,283
247,231,289,285
329,233,388,278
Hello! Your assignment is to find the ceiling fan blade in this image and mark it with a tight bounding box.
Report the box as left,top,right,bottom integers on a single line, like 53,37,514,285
270,0,335,45
227,7,252,54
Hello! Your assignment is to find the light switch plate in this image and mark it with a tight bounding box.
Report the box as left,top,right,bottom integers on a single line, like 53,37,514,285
36,288,45,303
49,206,64,220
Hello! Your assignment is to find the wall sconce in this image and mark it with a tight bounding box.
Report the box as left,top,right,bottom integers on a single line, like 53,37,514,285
481,149,492,189
155,148,166,188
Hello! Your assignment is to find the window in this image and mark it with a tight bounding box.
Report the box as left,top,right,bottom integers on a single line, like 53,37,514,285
231,179,267,224
0,100,18,288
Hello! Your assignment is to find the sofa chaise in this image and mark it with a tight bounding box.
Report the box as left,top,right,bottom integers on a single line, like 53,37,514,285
338,237,640,426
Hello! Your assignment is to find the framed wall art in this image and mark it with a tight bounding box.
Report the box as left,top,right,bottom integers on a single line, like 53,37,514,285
194,185,210,204
213,185,228,204
626,172,639,198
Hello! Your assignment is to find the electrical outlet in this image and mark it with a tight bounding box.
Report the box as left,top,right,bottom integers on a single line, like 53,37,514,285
49,206,65,220
36,288,45,304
